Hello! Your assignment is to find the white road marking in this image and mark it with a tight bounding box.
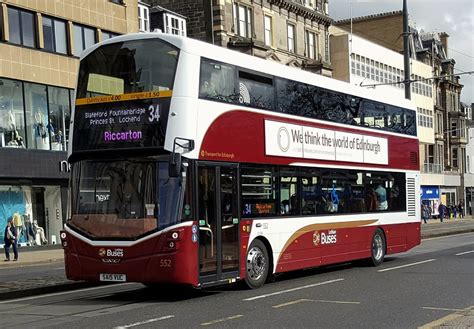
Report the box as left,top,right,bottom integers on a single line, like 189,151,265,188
422,306,465,312
0,283,137,304
201,315,243,326
455,250,474,256
243,278,344,301
313,299,360,305
273,299,311,308
273,298,361,308
114,315,174,328
377,259,436,272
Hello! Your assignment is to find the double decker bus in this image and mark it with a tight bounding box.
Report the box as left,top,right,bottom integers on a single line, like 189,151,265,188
61,33,420,289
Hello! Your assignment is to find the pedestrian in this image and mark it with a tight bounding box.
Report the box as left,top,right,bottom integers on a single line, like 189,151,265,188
4,219,18,261
458,203,464,218
438,203,446,223
421,204,430,224
453,205,457,219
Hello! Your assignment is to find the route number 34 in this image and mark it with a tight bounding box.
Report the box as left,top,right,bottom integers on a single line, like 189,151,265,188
148,104,160,122
160,259,172,267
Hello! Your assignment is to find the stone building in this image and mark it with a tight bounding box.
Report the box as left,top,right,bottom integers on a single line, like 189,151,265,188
334,11,466,211
0,0,140,247
145,0,333,77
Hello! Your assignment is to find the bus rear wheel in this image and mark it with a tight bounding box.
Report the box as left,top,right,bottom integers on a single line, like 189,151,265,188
245,239,269,289
370,228,386,266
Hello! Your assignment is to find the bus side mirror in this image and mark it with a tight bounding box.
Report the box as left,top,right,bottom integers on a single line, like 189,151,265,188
169,153,182,178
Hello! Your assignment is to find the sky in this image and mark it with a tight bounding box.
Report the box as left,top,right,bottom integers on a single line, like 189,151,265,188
329,0,474,106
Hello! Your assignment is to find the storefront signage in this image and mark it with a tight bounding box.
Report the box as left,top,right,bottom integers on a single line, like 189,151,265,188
265,120,388,165
59,160,71,173
421,186,439,199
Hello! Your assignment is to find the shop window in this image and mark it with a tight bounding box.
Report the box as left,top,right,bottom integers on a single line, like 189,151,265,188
0,78,25,148
24,83,49,150
48,87,71,151
42,16,67,54
8,7,36,48
101,31,119,41
73,24,96,57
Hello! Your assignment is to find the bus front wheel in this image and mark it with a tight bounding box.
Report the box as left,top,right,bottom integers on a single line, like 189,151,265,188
370,228,386,266
245,239,269,289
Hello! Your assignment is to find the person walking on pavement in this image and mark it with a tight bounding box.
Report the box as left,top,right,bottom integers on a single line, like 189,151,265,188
438,203,446,223
421,204,430,224
4,219,18,261
458,202,464,218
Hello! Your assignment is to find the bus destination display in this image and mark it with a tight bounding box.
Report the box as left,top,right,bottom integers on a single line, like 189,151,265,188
72,97,171,152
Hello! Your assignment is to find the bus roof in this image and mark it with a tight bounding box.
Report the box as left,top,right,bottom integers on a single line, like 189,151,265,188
81,33,416,112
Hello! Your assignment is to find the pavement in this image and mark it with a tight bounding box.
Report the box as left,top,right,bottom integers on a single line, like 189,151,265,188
0,217,472,327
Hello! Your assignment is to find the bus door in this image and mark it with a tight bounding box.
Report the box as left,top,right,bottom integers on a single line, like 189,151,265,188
197,164,240,284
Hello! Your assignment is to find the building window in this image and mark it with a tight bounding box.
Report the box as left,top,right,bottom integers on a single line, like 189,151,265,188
8,7,36,48
42,16,67,54
452,148,458,168
233,3,252,38
305,30,316,59
164,14,186,36
101,31,119,41
73,24,96,57
138,3,150,32
0,78,25,148
287,24,295,53
47,87,71,151
451,120,458,137
24,83,49,150
264,15,272,46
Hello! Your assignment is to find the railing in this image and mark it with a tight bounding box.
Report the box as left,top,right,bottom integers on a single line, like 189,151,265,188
422,163,443,174
422,163,462,174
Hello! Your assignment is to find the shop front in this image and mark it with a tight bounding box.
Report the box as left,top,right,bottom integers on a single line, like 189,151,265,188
421,186,440,217
0,149,69,248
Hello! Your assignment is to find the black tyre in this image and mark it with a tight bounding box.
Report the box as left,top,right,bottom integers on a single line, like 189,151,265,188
245,239,269,289
370,228,386,266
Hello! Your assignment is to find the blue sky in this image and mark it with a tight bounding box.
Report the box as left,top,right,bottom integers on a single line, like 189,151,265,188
329,0,474,105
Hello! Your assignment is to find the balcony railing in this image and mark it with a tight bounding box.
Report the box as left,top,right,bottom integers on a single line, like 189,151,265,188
422,163,443,174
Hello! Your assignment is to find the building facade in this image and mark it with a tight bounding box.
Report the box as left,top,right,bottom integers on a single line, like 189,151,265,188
334,11,466,216
0,0,139,247
145,0,333,76
463,103,474,215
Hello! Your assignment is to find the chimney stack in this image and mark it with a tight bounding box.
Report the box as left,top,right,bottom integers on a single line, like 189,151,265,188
439,32,449,57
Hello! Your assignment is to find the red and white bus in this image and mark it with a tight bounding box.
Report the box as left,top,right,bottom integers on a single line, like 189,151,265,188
61,33,420,289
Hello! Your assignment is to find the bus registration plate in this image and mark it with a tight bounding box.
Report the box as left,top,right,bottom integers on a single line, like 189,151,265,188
100,273,126,282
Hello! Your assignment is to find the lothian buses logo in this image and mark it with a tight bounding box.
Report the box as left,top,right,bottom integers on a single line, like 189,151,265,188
313,231,321,246
277,127,290,152
98,248,106,257
98,248,124,258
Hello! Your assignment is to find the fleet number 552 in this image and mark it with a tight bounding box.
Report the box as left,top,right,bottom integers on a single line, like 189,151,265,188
160,259,172,267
